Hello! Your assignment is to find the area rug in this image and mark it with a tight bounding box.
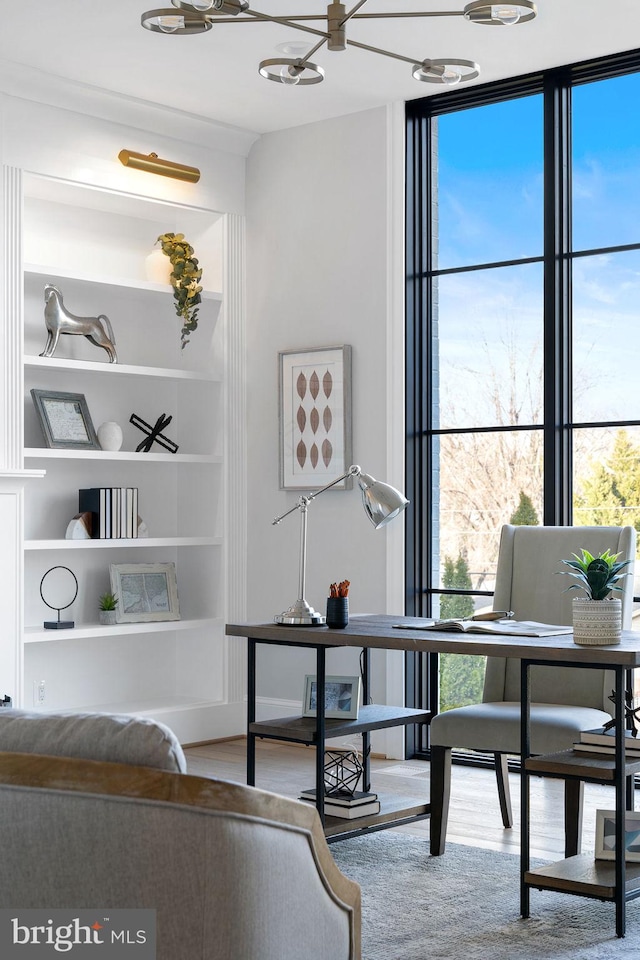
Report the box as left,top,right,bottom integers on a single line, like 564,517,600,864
330,833,638,960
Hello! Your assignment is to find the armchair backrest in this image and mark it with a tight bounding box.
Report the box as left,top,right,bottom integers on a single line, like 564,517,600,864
0,752,361,960
483,524,636,708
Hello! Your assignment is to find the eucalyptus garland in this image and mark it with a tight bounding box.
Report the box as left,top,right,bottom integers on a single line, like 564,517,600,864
157,232,203,349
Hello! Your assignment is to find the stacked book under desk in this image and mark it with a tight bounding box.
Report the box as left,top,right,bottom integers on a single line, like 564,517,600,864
299,788,380,819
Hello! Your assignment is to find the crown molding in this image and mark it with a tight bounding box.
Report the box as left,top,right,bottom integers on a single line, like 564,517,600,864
0,58,259,158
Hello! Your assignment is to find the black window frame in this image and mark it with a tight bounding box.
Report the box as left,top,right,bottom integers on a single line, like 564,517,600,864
405,48,640,759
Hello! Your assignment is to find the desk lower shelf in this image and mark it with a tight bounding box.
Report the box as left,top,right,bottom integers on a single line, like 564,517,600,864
526,749,640,782
249,704,431,744
526,855,640,901
322,794,430,840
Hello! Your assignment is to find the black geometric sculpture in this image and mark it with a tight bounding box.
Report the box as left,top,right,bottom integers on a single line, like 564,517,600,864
323,748,364,798
130,412,179,454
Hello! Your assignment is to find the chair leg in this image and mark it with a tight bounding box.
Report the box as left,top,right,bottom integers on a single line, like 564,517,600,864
494,753,513,828
564,779,584,857
430,745,451,856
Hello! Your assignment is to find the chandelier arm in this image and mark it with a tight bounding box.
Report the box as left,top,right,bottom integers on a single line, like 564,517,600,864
298,36,329,66
340,0,370,27
346,37,424,67
241,7,330,40
211,11,465,21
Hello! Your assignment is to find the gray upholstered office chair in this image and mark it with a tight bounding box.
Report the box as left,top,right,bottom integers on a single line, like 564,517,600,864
429,524,636,856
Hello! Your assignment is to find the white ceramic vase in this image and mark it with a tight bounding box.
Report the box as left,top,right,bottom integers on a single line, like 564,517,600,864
572,597,622,645
97,421,123,452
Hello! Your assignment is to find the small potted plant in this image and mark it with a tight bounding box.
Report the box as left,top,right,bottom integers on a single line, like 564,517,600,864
558,548,632,645
98,591,118,626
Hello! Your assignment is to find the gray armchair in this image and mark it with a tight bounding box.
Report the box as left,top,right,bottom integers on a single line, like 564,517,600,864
0,710,361,960
429,524,636,856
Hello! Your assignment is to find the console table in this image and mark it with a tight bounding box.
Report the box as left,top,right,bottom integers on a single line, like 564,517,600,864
226,614,640,936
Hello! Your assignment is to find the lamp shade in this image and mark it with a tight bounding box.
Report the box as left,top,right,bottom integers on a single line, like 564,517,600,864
357,473,409,529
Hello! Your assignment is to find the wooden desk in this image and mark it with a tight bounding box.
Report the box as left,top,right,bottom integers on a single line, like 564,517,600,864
226,614,640,936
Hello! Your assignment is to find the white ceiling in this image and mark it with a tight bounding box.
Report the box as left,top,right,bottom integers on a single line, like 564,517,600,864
2,1,640,136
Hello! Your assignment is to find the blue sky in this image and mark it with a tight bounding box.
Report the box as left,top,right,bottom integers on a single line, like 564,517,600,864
434,72,640,426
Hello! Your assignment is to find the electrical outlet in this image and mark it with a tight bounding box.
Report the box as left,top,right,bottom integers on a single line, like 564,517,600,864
33,679,45,706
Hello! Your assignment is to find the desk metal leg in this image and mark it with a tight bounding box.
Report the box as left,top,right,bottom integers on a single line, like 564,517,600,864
315,645,326,823
614,664,626,938
247,637,256,786
362,647,371,793
520,659,531,919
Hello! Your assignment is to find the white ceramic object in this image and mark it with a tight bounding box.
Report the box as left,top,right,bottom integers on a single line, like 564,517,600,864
145,249,172,284
97,421,123,452
65,513,92,539
572,597,622,645
98,610,117,626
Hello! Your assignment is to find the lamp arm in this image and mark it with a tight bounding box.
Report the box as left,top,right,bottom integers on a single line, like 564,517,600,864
272,465,361,526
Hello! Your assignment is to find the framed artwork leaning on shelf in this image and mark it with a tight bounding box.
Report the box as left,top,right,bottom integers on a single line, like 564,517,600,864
110,562,180,623
30,389,99,450
302,674,361,720
595,809,640,861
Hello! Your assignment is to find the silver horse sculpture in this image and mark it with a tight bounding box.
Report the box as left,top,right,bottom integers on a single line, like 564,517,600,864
40,284,118,363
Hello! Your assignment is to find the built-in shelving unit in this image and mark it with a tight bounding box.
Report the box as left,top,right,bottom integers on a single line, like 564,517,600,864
19,173,230,742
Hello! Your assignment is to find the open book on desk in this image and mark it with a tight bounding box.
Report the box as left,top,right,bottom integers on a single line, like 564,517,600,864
394,619,573,638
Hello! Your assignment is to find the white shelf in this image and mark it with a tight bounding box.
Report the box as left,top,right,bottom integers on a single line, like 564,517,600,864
24,617,221,643
24,447,221,464
24,354,221,382
25,536,222,551
25,263,223,302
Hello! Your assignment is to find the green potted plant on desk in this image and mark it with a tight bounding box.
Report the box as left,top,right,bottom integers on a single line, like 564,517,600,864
98,591,118,626
558,548,631,645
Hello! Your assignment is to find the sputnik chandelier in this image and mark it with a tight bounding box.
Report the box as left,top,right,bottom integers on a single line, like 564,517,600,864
141,1,537,87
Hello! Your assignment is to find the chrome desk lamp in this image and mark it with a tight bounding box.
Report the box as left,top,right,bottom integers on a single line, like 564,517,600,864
272,464,409,625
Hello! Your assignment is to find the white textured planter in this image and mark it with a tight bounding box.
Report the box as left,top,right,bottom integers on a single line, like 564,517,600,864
572,597,622,645
98,610,117,626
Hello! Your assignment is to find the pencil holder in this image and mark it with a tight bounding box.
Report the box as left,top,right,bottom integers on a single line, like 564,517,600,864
326,596,349,629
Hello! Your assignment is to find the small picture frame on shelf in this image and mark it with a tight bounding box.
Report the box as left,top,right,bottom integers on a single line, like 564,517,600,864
595,809,640,861
109,562,180,623
302,674,361,720
30,389,99,450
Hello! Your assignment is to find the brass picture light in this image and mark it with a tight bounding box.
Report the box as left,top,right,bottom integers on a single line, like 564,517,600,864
118,149,201,183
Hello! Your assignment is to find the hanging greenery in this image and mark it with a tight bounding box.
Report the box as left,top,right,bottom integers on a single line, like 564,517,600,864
156,232,203,349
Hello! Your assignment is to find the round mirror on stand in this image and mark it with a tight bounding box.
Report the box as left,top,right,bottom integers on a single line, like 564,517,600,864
40,566,78,629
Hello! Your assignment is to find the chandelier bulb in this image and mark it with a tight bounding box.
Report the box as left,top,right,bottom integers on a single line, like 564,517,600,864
187,0,220,10
279,63,302,85
157,15,185,33
491,5,521,24
441,67,462,85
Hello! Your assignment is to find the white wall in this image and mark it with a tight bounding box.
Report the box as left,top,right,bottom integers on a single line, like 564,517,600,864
245,105,406,749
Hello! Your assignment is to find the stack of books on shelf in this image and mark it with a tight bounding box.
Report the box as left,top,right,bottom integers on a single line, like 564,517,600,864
573,727,640,758
79,487,139,540
298,788,380,819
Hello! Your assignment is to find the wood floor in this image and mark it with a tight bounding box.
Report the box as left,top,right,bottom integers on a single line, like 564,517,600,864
184,737,620,860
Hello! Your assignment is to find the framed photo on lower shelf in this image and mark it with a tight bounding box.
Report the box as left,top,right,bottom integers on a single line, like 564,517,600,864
302,674,361,720
110,562,180,623
595,809,640,861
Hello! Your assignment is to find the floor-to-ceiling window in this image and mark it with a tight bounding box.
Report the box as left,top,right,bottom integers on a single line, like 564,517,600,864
406,52,640,757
